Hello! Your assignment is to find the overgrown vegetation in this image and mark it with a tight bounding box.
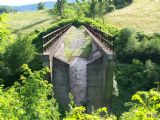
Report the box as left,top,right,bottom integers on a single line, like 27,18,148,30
0,0,160,119
115,28,160,64
37,2,45,10
0,64,159,119
120,89,160,120
0,6,16,13
0,65,60,119
0,14,13,53
63,26,92,60
113,59,160,116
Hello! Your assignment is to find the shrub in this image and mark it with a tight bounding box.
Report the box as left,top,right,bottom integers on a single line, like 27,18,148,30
0,14,13,53
0,64,60,120
115,28,160,63
120,89,160,120
2,35,36,86
37,2,45,10
112,60,160,116
4,35,36,72
64,106,117,120
107,5,115,12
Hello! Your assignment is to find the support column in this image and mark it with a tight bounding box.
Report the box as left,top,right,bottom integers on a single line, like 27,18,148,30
41,54,51,83
103,54,114,112
41,55,50,67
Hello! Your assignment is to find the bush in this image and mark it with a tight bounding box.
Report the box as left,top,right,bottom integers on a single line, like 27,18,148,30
37,2,45,10
4,35,36,72
0,14,13,53
120,89,160,120
64,94,116,120
115,28,160,63
112,60,160,116
32,18,119,54
2,35,36,86
64,106,117,120
107,5,115,12
0,64,60,119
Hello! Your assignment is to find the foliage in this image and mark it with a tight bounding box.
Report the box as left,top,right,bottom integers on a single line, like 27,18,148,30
1,35,36,86
0,14,13,53
107,5,115,12
0,6,16,13
0,64,60,120
53,0,126,20
54,0,67,16
115,28,160,63
37,2,45,10
32,17,118,54
4,35,36,72
120,89,160,120
64,106,117,120
64,94,117,120
81,18,119,36
112,60,160,116
113,0,132,7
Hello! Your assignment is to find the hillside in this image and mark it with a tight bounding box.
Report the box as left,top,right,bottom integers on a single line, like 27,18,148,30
7,0,160,35
0,1,55,12
7,10,59,34
12,1,55,12
104,0,160,33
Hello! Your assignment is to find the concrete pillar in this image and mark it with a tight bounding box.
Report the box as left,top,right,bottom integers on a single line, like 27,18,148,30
103,54,114,112
41,55,50,67
41,54,51,83
52,57,70,111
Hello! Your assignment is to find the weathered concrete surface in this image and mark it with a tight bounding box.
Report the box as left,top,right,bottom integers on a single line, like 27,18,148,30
52,57,70,110
87,57,104,112
41,54,50,67
54,26,92,63
103,54,114,112
70,57,88,106
42,26,114,113
87,54,114,112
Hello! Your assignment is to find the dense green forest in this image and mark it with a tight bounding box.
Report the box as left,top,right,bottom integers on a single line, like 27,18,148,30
0,0,160,119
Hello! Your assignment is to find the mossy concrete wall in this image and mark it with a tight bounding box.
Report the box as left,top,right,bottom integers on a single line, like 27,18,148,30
87,57,103,112
87,54,114,112
52,57,70,110
43,54,114,112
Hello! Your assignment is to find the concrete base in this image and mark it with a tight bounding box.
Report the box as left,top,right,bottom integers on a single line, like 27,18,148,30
52,57,70,110
41,54,114,112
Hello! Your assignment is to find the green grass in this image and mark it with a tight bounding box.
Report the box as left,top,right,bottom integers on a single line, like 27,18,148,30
7,10,59,34
64,26,92,61
104,0,160,34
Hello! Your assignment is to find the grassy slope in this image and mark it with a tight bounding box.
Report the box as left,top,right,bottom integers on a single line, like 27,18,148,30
104,0,160,33
7,10,58,34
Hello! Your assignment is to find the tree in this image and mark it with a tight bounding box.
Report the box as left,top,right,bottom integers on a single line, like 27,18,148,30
2,35,36,86
55,0,67,16
37,2,45,10
89,0,97,18
120,89,160,120
0,6,16,13
0,14,13,53
0,64,60,119
4,35,36,72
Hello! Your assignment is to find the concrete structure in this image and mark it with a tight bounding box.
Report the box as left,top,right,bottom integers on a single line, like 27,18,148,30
41,24,114,112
